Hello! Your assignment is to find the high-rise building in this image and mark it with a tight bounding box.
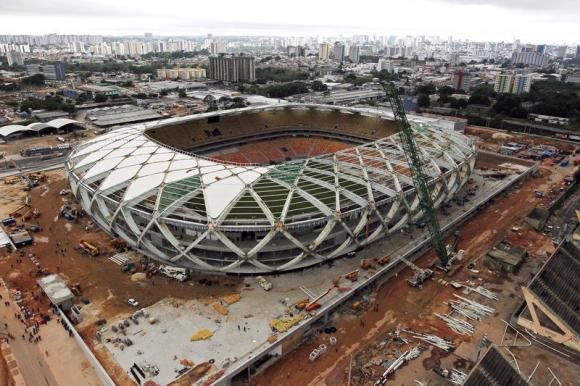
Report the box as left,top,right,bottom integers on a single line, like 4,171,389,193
452,69,472,91
511,51,549,67
576,45,580,62
377,58,393,72
210,41,226,55
208,55,255,83
319,42,330,61
287,45,305,57
333,42,346,62
512,74,533,94
349,45,360,63
26,63,65,81
494,73,514,94
555,46,567,59
6,50,24,66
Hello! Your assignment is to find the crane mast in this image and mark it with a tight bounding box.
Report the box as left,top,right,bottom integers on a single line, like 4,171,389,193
384,83,449,265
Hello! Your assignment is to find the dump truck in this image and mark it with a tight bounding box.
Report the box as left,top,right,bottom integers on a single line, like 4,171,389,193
79,240,99,256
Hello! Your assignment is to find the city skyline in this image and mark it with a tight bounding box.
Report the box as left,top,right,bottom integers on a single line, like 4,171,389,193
0,0,578,44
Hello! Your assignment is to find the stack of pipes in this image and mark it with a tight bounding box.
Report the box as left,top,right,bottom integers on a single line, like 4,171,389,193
447,295,495,321
435,313,475,336
472,286,498,300
403,330,454,351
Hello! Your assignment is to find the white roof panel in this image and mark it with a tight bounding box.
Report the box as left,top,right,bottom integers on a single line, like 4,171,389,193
124,173,164,201
204,176,245,218
148,153,174,163
83,157,124,180
137,161,170,177
165,168,200,184
132,146,158,156
237,170,263,185
117,154,151,168
99,165,141,191
168,159,197,171
201,168,232,185
74,149,112,169
105,147,136,159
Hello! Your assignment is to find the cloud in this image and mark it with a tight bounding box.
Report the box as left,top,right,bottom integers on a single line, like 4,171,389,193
435,0,580,13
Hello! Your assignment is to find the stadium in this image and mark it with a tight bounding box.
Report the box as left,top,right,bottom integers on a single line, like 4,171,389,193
66,104,477,273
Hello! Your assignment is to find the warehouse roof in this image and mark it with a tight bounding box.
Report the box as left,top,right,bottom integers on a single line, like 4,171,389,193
0,118,82,138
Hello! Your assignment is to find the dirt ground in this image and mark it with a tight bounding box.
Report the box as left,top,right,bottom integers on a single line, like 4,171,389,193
0,170,244,386
252,144,579,386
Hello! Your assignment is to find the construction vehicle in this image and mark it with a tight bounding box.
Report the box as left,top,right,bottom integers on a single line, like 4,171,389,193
360,259,374,270
377,255,391,266
159,264,189,282
408,268,434,287
384,83,449,267
9,205,27,218
345,270,359,282
293,298,310,310
3,176,19,185
79,240,99,256
305,288,332,312
256,276,272,291
121,262,136,272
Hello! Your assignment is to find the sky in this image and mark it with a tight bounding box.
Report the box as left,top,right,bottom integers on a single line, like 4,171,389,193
0,0,578,44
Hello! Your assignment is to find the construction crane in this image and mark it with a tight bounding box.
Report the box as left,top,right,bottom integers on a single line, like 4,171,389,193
384,82,449,266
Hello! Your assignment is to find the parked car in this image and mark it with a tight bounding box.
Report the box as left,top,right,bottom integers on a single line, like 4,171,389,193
127,298,139,307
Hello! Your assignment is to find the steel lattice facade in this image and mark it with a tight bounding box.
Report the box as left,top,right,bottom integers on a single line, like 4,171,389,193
66,104,476,273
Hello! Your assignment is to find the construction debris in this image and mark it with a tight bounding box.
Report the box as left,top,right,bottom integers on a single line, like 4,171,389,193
435,313,475,336
374,346,422,386
270,313,307,333
222,294,241,305
212,302,228,316
449,369,468,385
190,329,213,341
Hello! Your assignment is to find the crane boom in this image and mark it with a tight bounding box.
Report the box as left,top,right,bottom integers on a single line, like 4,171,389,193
384,83,449,265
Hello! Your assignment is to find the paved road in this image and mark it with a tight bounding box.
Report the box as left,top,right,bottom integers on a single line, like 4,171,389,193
0,286,59,386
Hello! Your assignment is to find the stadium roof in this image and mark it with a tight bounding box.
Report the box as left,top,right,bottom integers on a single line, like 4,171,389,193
68,104,475,222
527,236,580,336
463,345,531,386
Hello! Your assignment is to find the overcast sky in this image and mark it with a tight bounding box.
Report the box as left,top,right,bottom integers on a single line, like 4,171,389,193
0,0,578,44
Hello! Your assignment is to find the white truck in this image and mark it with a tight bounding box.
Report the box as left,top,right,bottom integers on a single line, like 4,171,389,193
159,265,189,282
256,276,272,291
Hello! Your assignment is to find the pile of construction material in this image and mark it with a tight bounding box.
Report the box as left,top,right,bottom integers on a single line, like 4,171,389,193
435,313,475,336
447,295,495,321
402,329,454,352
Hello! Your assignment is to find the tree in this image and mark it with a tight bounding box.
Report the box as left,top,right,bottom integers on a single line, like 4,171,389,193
416,83,436,95
178,89,187,98
468,84,495,106
438,85,455,103
417,94,430,108
492,94,522,115
311,80,327,92
22,74,45,86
